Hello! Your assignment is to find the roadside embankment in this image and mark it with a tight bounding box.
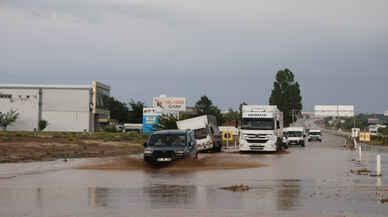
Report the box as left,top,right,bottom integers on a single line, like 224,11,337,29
0,131,147,163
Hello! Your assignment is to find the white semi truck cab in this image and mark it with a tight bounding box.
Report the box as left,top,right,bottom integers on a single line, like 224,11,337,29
239,105,283,152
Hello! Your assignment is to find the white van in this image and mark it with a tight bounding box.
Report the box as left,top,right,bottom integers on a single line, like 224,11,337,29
284,127,305,147
308,129,322,142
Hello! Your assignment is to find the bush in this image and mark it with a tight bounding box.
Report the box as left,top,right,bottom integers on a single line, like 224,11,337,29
0,110,19,131
39,120,48,131
104,125,117,133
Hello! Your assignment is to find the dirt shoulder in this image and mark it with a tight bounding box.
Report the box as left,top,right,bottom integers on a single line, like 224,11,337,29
0,132,146,163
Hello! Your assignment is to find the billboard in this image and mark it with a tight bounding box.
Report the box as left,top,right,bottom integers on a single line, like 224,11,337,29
142,107,161,134
314,105,354,117
153,96,186,112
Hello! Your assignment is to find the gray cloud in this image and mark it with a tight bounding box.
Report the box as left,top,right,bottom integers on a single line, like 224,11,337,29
1,0,387,113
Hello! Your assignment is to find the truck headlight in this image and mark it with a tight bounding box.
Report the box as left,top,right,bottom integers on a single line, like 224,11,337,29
144,150,153,154
175,150,184,154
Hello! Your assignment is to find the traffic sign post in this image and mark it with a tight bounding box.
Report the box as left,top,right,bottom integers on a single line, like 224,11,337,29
222,132,233,148
365,132,370,143
359,132,365,142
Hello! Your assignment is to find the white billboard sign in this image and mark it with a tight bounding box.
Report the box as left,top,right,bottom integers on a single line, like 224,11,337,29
153,95,186,112
314,105,354,117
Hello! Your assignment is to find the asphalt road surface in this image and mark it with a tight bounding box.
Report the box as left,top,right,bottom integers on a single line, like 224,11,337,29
1,124,388,216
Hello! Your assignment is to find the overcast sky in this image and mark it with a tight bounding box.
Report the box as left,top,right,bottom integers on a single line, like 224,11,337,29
1,0,387,113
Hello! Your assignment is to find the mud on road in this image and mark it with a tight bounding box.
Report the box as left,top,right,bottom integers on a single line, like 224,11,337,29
76,153,266,172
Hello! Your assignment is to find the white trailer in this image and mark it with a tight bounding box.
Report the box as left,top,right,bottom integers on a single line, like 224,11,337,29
284,127,305,147
177,115,222,152
239,105,284,152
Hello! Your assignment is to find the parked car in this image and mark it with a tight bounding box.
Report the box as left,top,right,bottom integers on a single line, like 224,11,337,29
143,130,198,165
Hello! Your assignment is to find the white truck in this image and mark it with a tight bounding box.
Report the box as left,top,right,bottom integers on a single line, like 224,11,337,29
284,127,305,147
239,105,284,152
307,129,322,142
177,115,222,152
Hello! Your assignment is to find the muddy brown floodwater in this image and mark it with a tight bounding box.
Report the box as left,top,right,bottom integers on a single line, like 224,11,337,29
1,124,388,217
76,153,265,172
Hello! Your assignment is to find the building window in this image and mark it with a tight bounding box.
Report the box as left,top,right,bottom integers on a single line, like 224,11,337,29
0,94,12,99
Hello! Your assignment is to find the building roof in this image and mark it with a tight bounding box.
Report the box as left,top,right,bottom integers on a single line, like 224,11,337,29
0,84,92,90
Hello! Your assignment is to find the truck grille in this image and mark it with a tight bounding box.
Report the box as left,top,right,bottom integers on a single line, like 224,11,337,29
153,150,176,159
247,139,268,144
249,145,264,150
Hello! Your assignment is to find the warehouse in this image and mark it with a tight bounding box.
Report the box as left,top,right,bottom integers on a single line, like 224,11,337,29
0,81,110,132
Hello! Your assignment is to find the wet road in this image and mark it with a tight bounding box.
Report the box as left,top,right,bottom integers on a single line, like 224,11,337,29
1,132,388,216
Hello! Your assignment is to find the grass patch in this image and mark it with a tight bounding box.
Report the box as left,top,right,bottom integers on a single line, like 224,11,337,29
0,131,150,143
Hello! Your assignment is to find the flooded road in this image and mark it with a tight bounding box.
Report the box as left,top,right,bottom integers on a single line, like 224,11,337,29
1,132,388,216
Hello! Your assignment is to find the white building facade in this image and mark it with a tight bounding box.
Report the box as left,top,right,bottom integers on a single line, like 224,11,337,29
314,105,354,118
0,81,110,132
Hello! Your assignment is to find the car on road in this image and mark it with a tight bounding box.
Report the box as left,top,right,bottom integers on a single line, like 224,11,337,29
143,130,198,165
308,129,322,142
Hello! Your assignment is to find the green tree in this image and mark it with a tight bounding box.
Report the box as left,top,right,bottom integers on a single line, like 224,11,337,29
105,96,130,124
194,95,224,125
128,99,144,123
153,114,178,130
223,108,240,122
38,120,48,131
269,68,302,127
0,109,19,131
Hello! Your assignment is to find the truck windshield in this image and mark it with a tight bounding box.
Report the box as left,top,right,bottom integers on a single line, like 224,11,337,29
194,128,208,140
310,132,321,136
242,118,274,130
287,131,303,137
148,134,186,146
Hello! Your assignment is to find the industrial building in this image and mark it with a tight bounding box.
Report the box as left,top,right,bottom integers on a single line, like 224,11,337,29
314,105,354,118
0,81,110,132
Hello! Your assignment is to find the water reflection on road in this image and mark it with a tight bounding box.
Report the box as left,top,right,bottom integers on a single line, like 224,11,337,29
1,133,388,217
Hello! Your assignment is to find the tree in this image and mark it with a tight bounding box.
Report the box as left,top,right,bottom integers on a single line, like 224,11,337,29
105,96,130,124
269,68,302,127
38,120,48,131
223,108,240,122
0,109,19,131
128,99,144,123
153,114,178,130
194,95,224,125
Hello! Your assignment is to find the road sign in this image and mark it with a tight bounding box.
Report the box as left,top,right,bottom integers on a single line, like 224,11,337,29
359,132,365,142
352,128,360,138
365,132,370,142
222,132,233,141
359,132,370,142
